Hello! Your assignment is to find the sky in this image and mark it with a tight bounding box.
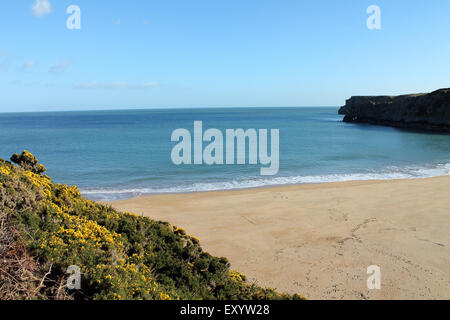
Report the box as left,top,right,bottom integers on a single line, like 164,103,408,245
0,0,449,112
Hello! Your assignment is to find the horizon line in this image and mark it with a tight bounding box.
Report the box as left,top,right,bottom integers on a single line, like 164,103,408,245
0,105,340,115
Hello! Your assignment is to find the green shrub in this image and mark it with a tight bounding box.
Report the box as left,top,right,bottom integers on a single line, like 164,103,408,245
0,152,306,300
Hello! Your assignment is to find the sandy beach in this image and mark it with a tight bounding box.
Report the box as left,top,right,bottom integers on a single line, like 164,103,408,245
107,176,450,300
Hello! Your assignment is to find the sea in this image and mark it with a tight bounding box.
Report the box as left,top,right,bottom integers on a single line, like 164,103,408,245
1,107,449,201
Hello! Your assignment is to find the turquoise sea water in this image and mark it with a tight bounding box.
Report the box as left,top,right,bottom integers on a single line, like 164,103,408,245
0,107,449,200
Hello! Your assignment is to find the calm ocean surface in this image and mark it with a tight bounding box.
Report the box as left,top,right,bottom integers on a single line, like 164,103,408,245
1,107,449,200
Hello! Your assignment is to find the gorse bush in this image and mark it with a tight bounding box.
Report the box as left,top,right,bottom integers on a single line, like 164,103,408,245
0,151,305,300
10,150,46,175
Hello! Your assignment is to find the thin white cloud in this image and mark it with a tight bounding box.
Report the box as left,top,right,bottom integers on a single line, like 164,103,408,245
49,61,70,74
114,19,121,25
9,80,42,86
141,82,160,88
9,80,22,86
18,60,37,71
31,0,52,17
73,81,160,89
0,49,16,70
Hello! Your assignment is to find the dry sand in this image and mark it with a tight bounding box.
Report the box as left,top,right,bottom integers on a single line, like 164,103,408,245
107,176,450,300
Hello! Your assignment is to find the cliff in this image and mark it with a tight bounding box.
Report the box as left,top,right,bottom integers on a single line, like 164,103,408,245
338,88,450,132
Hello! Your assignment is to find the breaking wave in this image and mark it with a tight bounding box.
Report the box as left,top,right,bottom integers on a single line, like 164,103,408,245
81,162,450,201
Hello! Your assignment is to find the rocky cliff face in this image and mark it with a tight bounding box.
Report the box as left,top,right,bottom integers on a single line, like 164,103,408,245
338,88,450,132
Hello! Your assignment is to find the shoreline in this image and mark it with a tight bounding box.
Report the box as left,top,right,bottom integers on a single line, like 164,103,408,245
87,167,450,201
107,175,450,299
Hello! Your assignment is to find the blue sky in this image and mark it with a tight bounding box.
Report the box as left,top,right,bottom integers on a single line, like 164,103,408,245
0,0,449,112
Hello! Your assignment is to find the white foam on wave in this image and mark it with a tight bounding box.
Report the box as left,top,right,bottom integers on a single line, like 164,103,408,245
81,163,450,200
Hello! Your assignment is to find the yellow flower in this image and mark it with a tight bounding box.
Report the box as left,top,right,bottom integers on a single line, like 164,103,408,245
0,166,12,175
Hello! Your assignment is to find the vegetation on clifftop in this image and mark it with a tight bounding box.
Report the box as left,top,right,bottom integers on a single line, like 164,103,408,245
0,151,305,300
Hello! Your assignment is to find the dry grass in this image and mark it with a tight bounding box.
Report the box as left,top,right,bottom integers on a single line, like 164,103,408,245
0,213,70,300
